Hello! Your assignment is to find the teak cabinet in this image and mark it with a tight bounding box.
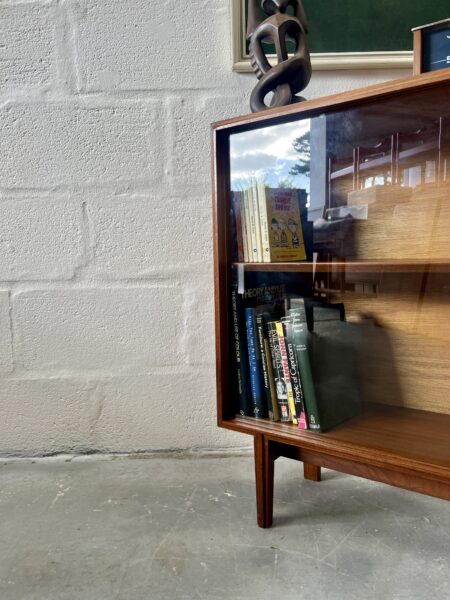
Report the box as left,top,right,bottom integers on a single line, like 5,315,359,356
212,69,450,528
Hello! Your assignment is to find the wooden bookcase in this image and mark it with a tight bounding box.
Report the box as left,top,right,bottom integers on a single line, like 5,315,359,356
212,69,450,528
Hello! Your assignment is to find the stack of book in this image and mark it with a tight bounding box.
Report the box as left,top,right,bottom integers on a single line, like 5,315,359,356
231,184,307,262
231,280,362,432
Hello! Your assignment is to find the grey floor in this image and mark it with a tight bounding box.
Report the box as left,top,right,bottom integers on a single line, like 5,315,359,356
0,454,449,600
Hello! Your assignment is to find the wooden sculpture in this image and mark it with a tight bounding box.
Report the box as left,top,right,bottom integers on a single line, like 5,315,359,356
247,0,312,113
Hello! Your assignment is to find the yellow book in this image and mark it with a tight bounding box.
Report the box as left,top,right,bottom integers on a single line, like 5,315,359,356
264,188,306,262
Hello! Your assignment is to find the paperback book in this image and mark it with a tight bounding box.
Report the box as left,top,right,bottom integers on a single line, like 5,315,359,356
263,188,307,262
230,186,307,263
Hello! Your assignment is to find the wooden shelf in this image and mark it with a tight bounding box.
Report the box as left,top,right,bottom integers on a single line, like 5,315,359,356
235,260,450,273
221,403,450,478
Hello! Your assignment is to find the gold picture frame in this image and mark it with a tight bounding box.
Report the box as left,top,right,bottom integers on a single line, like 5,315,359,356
231,0,413,72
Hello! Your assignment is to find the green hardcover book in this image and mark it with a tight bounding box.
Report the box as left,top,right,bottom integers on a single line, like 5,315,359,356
283,316,308,429
289,304,320,430
290,300,362,432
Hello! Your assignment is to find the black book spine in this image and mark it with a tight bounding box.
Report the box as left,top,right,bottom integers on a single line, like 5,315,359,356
230,284,252,416
255,313,275,420
245,308,268,418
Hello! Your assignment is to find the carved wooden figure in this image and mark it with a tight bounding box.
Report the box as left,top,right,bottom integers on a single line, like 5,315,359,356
247,0,312,113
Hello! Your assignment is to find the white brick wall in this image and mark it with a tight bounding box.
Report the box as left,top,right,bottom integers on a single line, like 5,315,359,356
86,194,212,277
0,0,406,455
0,379,94,455
0,198,84,280
14,287,185,372
0,291,13,375
0,100,163,189
93,372,236,452
71,0,232,92
0,1,56,93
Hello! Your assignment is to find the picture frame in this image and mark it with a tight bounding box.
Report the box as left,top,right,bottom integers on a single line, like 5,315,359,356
412,19,450,75
231,0,449,72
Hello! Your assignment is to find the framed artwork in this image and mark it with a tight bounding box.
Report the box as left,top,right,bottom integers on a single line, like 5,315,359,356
232,0,450,71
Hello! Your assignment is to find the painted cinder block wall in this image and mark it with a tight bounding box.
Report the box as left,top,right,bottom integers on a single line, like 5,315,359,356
0,0,408,456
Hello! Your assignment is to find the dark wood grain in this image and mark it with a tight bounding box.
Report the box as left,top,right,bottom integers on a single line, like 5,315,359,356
212,69,450,134
298,449,450,502
222,404,450,476
212,129,233,423
303,463,322,482
254,434,275,528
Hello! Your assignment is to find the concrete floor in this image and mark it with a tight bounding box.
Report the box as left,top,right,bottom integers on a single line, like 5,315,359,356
0,454,449,600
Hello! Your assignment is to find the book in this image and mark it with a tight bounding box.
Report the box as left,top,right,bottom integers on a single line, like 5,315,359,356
251,179,263,262
230,282,252,417
275,321,297,424
230,270,302,419
256,180,271,263
307,303,362,431
263,336,280,422
289,302,321,431
266,321,291,422
256,311,278,421
283,317,308,429
290,299,363,432
263,188,307,262
246,187,259,262
245,307,268,418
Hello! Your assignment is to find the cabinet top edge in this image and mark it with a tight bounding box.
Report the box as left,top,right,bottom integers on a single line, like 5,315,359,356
211,68,450,133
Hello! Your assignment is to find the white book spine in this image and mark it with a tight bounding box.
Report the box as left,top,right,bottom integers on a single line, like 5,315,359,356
257,181,271,263
243,188,256,262
251,180,263,262
246,187,259,263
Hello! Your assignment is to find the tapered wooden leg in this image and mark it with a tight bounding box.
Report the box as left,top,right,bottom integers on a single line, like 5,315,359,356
254,434,275,528
303,462,321,482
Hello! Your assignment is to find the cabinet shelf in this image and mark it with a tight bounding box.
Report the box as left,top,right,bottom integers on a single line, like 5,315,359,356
234,260,450,273
221,403,450,478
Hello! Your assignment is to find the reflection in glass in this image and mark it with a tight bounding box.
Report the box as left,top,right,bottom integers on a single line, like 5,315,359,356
230,120,311,195
227,83,450,421
230,120,311,263
230,85,450,267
